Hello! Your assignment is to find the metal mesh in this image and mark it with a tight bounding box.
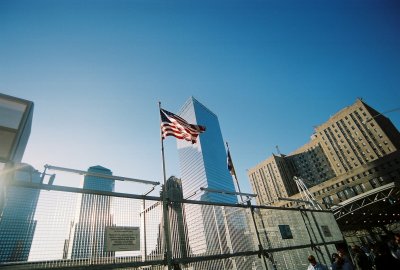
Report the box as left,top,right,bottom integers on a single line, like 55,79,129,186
175,203,259,269
254,207,342,269
182,255,265,270
0,183,343,270
0,186,163,269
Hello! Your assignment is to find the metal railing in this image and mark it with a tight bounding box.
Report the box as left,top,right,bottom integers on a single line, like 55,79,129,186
0,174,344,270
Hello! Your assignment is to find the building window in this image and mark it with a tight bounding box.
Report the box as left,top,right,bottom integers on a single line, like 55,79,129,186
322,196,333,208
369,178,380,188
337,191,345,201
344,188,355,198
361,184,367,191
353,185,363,195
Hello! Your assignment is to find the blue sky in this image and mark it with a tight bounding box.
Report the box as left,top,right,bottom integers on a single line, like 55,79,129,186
1,0,399,195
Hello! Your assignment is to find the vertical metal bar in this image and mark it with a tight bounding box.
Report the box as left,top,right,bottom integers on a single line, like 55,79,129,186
300,209,324,264
221,206,237,270
309,211,331,266
142,199,147,261
212,206,227,270
159,102,173,270
257,209,277,269
248,202,269,270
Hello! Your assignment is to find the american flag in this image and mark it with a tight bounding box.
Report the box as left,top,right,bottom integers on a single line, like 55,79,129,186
227,148,237,177
160,109,206,144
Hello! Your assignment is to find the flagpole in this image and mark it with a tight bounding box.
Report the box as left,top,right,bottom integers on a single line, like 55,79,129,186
158,102,172,270
226,142,244,203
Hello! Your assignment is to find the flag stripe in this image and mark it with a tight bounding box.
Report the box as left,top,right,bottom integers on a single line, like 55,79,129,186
160,108,205,144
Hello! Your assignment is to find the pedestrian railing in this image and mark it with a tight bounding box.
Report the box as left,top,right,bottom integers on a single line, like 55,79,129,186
0,176,343,269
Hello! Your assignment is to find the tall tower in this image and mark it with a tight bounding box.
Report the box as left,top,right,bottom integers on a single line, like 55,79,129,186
0,164,41,263
175,98,256,270
69,166,115,259
177,97,236,204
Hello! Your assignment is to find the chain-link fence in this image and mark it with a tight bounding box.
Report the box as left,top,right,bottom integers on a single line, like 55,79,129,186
0,176,343,270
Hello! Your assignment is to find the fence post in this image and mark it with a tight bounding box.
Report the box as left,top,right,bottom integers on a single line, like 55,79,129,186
248,201,270,270
309,211,331,267
256,208,277,270
162,185,173,270
299,209,324,264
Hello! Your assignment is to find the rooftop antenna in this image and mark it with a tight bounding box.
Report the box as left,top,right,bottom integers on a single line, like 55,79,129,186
276,145,281,156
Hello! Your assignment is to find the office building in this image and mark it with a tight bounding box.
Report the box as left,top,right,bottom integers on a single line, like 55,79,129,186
68,166,115,259
177,97,237,204
176,98,256,269
248,99,400,237
248,154,298,206
0,164,41,263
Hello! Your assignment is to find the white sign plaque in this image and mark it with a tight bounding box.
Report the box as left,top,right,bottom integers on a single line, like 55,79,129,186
105,226,140,252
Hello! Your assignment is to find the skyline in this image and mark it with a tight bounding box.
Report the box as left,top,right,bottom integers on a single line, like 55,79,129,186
1,0,399,195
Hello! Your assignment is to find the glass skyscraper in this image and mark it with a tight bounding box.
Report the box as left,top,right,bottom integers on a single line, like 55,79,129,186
68,166,115,259
177,97,237,204
176,98,256,269
0,164,41,263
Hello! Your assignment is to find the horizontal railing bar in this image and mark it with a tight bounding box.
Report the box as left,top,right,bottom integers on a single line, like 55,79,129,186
9,182,162,202
176,250,259,264
253,204,333,213
174,240,343,264
200,187,257,197
0,239,342,269
0,259,165,270
180,198,332,213
10,181,333,213
265,240,343,253
45,164,160,186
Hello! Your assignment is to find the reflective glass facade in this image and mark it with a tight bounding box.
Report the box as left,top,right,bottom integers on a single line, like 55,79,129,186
0,164,41,262
175,98,257,269
177,97,237,204
69,166,115,259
